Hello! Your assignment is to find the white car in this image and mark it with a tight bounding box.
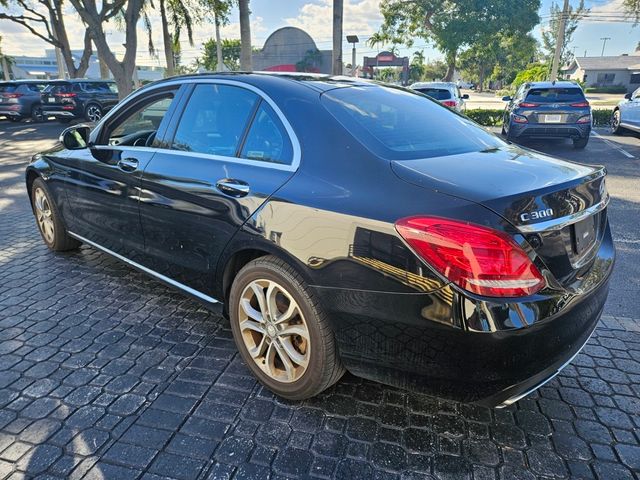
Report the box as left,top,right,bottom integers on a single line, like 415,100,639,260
410,82,468,112
612,87,640,134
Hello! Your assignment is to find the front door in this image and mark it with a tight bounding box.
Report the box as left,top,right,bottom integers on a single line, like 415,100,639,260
65,87,182,260
138,81,298,296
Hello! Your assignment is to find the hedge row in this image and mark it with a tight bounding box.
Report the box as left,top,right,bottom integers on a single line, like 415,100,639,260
465,108,613,128
584,86,627,94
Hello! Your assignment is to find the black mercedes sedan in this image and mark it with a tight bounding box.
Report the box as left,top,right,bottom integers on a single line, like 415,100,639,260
26,73,614,407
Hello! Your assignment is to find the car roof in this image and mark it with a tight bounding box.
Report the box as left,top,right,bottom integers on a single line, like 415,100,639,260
46,79,115,84
524,81,582,89
409,82,456,90
147,71,379,93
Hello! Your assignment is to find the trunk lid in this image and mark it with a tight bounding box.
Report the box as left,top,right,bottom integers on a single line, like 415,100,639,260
391,145,608,286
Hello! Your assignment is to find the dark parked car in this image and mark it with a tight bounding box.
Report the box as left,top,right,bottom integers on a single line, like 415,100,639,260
0,80,49,122
41,79,118,123
502,81,592,149
26,73,614,407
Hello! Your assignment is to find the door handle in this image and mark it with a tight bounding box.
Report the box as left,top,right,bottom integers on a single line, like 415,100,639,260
215,179,250,197
117,157,138,172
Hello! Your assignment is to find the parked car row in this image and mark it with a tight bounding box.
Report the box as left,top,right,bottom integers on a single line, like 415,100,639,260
612,87,640,135
0,79,118,123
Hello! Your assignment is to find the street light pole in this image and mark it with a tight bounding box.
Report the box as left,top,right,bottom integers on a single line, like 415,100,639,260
600,37,611,57
346,35,359,77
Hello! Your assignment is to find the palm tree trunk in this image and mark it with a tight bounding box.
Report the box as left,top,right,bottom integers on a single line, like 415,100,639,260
214,12,223,72
332,0,343,75
159,0,175,77
239,0,252,70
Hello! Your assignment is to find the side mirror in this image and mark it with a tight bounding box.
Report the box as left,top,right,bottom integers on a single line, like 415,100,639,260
60,125,91,150
501,96,512,102
462,94,469,100
625,93,633,100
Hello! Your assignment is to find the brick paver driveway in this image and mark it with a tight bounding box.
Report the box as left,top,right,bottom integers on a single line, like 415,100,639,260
1,122,639,480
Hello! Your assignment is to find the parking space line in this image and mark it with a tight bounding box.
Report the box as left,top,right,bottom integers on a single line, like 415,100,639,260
592,131,635,159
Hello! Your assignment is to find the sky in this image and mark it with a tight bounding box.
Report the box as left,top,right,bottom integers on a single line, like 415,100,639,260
0,0,637,67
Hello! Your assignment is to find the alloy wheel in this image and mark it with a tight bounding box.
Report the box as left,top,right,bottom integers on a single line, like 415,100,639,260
34,187,55,244
86,105,102,122
238,279,310,383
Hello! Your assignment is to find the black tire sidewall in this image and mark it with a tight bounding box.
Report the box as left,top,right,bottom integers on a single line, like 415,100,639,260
229,259,329,400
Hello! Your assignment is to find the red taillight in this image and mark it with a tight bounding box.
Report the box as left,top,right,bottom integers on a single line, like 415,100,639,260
441,100,457,107
577,115,591,124
570,101,589,107
518,102,539,108
2,93,23,98
512,114,528,124
395,217,545,297
56,93,76,98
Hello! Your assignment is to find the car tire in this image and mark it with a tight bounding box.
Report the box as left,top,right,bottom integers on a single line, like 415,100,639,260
573,137,589,149
30,105,43,123
85,104,103,122
611,110,624,135
31,178,81,252
229,255,345,400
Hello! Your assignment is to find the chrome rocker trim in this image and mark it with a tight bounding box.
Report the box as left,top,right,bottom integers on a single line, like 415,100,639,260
68,231,220,305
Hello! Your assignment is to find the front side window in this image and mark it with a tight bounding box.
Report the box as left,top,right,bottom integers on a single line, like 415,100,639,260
106,94,176,146
241,102,293,165
172,84,258,157
323,85,504,160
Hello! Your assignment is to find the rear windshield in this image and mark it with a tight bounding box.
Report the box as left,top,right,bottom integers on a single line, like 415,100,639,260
322,85,504,160
525,87,586,103
0,84,17,93
414,88,452,100
43,83,71,94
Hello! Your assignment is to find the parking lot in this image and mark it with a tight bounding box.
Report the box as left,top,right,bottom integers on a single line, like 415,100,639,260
0,120,639,480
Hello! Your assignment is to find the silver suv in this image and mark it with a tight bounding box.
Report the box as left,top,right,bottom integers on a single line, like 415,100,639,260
0,80,49,122
410,81,468,112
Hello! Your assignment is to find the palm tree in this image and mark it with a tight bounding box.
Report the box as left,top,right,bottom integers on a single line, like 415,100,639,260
238,0,252,70
161,0,196,77
332,0,343,75
207,0,233,72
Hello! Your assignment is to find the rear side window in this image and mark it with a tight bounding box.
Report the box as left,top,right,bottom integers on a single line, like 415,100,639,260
240,102,293,165
83,82,115,93
323,85,504,160
172,84,258,157
525,88,585,103
414,88,452,101
43,83,71,94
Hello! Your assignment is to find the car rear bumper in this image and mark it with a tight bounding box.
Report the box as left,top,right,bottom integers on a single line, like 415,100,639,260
0,107,26,117
314,233,613,406
41,106,80,118
510,122,591,139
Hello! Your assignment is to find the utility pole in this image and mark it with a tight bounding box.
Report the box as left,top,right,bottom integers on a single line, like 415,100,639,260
550,0,570,81
600,37,611,57
347,35,359,76
332,0,343,75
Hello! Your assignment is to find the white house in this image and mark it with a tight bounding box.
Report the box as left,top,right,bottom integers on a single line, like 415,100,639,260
562,51,640,92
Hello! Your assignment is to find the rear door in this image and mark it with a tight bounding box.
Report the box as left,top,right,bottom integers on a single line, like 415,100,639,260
138,80,299,295
624,88,640,129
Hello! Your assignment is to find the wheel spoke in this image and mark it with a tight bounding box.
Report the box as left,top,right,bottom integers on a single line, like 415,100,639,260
273,341,296,381
279,336,308,367
277,324,308,339
240,319,266,335
275,301,298,324
265,282,279,320
247,335,268,359
240,298,263,323
250,282,268,316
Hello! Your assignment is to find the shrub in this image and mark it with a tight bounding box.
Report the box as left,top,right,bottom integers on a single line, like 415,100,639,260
465,108,613,128
584,85,627,94
465,109,505,126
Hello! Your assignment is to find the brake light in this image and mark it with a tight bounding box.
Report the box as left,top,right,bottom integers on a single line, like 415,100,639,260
2,93,23,98
570,101,589,107
441,100,457,107
56,93,76,98
518,102,538,108
395,217,545,297
512,114,528,124
577,115,591,124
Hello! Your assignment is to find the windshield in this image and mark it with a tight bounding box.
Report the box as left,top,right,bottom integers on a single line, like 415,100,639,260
322,85,504,160
525,88,586,103
413,88,452,101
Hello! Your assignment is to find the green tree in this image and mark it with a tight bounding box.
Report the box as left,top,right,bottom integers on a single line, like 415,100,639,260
203,0,235,71
541,0,588,66
422,59,447,81
408,50,425,83
201,38,242,71
513,63,549,89
296,49,322,72
375,0,540,81
622,0,640,23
